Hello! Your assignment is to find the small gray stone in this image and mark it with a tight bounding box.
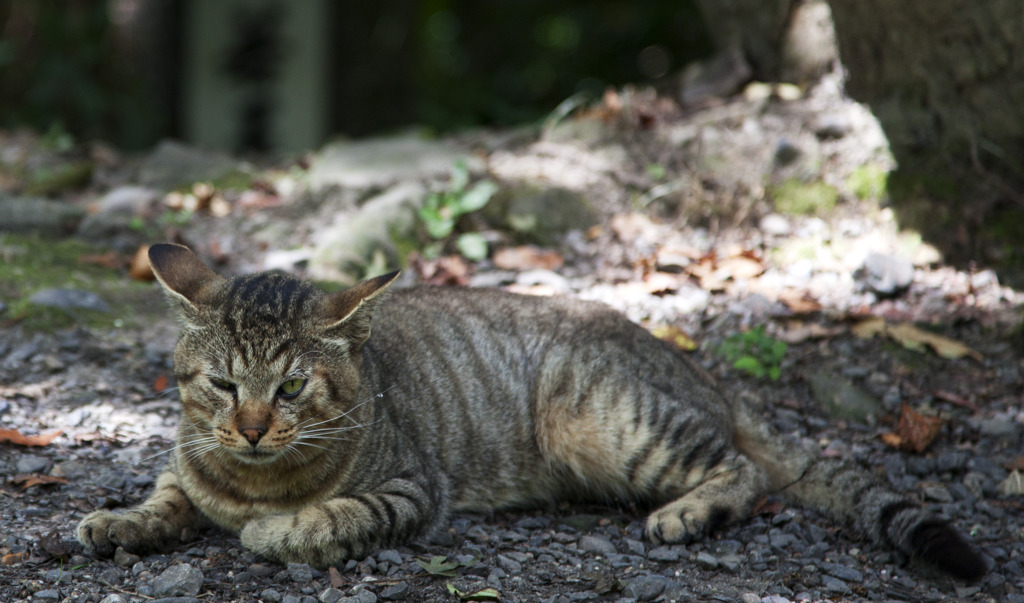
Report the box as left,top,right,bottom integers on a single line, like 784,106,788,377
283,595,303,603
577,535,617,556
695,551,719,570
262,589,284,603
33,590,60,601
249,563,274,577
821,575,849,593
99,595,128,603
114,547,142,567
497,554,522,574
821,562,863,583
99,567,123,586
320,588,345,603
348,588,379,603
622,576,667,602
380,581,410,600
29,288,110,313
152,563,203,598
646,546,682,562
50,460,89,479
288,562,314,584
16,454,51,474
376,549,404,566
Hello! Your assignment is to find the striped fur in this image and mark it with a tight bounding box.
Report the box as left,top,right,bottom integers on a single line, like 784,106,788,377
77,244,986,579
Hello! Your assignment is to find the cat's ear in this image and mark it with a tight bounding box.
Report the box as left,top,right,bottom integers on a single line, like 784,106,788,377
148,244,225,318
322,270,400,346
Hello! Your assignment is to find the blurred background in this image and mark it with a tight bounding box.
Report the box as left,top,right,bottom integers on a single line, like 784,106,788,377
0,0,710,152
2,0,1024,275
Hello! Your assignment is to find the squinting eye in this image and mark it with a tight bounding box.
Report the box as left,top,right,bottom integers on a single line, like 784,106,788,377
210,377,236,393
278,378,306,398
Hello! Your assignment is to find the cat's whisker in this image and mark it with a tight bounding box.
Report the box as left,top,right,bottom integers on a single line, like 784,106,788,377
290,441,331,452
298,420,382,436
296,386,396,432
141,434,219,462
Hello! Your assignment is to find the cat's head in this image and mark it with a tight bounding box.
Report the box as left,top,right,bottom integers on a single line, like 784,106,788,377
148,243,398,466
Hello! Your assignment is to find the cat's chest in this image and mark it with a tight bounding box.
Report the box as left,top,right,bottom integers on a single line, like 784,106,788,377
177,457,344,532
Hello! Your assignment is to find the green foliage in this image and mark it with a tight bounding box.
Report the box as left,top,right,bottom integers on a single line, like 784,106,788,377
846,165,889,201
770,179,839,216
418,160,498,260
718,325,787,380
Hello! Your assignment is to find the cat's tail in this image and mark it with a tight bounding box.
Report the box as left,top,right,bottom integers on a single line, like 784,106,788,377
732,404,988,581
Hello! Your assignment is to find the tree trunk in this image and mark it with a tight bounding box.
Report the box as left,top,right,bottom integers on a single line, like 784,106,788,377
828,0,1024,270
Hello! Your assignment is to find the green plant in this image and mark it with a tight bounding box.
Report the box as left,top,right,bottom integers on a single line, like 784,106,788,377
718,325,787,380
418,160,498,260
770,179,838,216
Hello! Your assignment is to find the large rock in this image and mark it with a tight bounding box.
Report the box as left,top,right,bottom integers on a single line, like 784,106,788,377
308,182,426,282
309,135,483,191
0,195,85,235
77,185,160,239
484,184,596,245
138,140,242,190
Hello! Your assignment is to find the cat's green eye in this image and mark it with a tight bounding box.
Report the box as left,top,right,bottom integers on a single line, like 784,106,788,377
278,378,306,398
209,377,236,392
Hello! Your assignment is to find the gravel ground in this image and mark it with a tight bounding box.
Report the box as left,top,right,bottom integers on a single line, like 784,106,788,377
2,78,1024,602
2,236,1023,603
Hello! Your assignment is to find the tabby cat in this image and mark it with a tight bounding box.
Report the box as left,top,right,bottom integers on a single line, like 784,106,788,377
77,243,986,580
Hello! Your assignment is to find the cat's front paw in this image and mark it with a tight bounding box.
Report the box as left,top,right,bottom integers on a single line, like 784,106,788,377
240,514,294,563
77,510,155,557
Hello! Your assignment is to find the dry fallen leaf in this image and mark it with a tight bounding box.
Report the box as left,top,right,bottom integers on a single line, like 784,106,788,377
153,374,169,392
780,321,843,344
1007,457,1024,471
129,245,155,281
39,529,69,561
685,249,765,291
492,246,564,271
642,272,685,294
881,404,944,453
12,474,68,490
851,317,887,338
648,324,698,351
778,289,823,314
410,254,470,286
886,322,984,361
998,470,1024,496
0,428,62,447
1,552,29,566
852,318,983,362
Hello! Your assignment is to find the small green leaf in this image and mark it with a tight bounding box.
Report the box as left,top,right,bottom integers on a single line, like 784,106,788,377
418,555,460,577
732,355,765,378
450,160,470,192
456,180,498,214
424,215,455,239
456,232,489,261
447,583,502,601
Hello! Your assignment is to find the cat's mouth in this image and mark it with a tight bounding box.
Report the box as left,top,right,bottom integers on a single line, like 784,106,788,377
234,447,279,464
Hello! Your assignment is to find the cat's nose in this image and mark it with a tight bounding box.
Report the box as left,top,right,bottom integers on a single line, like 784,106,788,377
240,427,266,446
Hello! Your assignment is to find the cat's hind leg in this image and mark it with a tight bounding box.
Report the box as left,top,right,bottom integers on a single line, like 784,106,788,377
645,450,768,544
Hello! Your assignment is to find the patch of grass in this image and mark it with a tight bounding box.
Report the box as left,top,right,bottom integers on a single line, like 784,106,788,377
718,325,787,380
0,234,155,331
770,179,838,216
